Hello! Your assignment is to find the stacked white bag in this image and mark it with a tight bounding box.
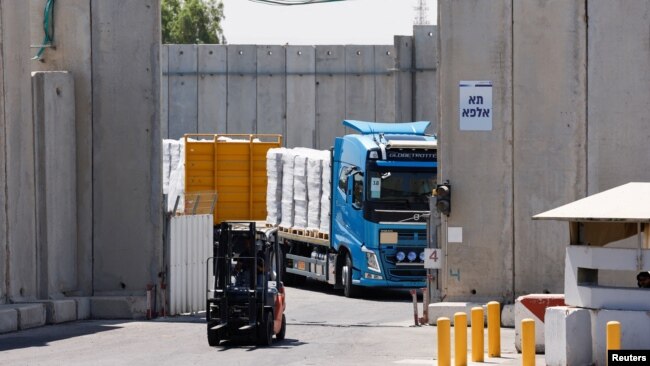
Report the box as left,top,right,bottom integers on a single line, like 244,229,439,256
163,138,185,213
319,152,331,234
306,151,324,231
292,152,309,230
279,149,296,228
267,147,330,235
265,148,285,225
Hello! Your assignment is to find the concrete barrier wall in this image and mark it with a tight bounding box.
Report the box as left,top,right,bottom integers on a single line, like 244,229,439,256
32,72,77,298
287,46,316,148
587,1,650,194
0,3,6,304
512,0,587,296
163,27,440,148
29,0,93,297
198,45,227,134
438,0,514,301
1,0,38,301
439,0,650,301
414,26,438,135
91,0,162,295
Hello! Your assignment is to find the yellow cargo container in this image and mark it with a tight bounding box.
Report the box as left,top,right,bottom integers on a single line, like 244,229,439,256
183,134,282,225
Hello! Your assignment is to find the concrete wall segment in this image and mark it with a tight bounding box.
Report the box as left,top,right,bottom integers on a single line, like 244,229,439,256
374,45,396,122
345,45,375,128
168,44,198,139
587,1,650,195
161,45,169,138
394,36,413,123
315,45,346,149
0,2,6,305
227,45,256,134
256,45,285,136
286,45,316,148
438,0,514,301
29,0,93,298
414,25,438,134
91,0,162,294
197,45,227,134
32,72,77,298
512,0,587,297
2,0,38,301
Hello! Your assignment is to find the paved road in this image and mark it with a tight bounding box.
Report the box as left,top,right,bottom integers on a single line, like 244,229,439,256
0,280,542,365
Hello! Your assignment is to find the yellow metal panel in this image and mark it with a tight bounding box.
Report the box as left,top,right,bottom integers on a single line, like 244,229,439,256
184,134,282,225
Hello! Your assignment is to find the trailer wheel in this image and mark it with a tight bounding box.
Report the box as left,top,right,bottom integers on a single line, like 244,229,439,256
207,329,221,347
343,253,359,298
276,314,286,341
257,311,274,347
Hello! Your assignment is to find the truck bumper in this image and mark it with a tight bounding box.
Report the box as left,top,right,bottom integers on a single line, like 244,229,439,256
354,277,426,288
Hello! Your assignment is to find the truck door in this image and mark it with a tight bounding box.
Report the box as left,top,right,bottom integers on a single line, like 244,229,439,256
347,171,365,243
333,166,353,247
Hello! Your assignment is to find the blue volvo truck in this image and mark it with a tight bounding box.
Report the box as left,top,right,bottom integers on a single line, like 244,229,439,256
279,120,437,297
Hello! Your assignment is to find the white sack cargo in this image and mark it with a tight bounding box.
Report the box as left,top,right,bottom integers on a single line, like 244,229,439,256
279,150,296,228
319,152,331,234
265,148,285,225
163,138,185,213
267,147,330,234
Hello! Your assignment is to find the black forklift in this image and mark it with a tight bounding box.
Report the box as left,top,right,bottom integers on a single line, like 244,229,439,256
206,221,287,346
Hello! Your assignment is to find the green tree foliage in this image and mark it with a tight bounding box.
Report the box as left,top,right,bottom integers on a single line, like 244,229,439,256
162,0,225,44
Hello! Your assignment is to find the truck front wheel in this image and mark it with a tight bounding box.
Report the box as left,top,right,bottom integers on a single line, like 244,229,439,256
343,253,359,298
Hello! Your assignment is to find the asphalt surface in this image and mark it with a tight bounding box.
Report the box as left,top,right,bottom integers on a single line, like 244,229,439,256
0,280,544,365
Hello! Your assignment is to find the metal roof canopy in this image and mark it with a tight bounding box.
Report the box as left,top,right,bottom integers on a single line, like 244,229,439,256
533,182,650,247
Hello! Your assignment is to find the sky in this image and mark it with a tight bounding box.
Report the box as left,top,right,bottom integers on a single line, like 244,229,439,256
220,0,437,45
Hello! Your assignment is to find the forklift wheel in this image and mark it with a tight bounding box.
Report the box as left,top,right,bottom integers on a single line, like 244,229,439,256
257,311,274,347
276,314,286,341
207,329,221,347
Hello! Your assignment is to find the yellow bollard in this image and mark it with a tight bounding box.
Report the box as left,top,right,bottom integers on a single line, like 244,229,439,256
437,317,451,366
487,301,501,357
454,312,468,366
471,307,484,362
607,321,621,351
521,318,536,366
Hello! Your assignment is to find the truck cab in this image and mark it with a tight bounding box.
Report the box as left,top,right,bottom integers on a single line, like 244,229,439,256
331,120,437,296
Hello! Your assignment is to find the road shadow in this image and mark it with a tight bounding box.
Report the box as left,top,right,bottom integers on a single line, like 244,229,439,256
215,337,306,351
0,320,124,352
151,313,207,323
287,278,422,303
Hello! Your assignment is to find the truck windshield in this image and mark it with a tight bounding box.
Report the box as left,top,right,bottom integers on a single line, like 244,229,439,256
367,169,436,203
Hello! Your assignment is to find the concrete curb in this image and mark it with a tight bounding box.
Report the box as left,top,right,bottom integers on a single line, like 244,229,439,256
0,295,146,334
14,304,46,330
0,306,18,334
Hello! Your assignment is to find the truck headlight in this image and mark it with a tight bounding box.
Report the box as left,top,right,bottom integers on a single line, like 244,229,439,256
407,251,417,262
361,246,381,273
396,251,406,262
